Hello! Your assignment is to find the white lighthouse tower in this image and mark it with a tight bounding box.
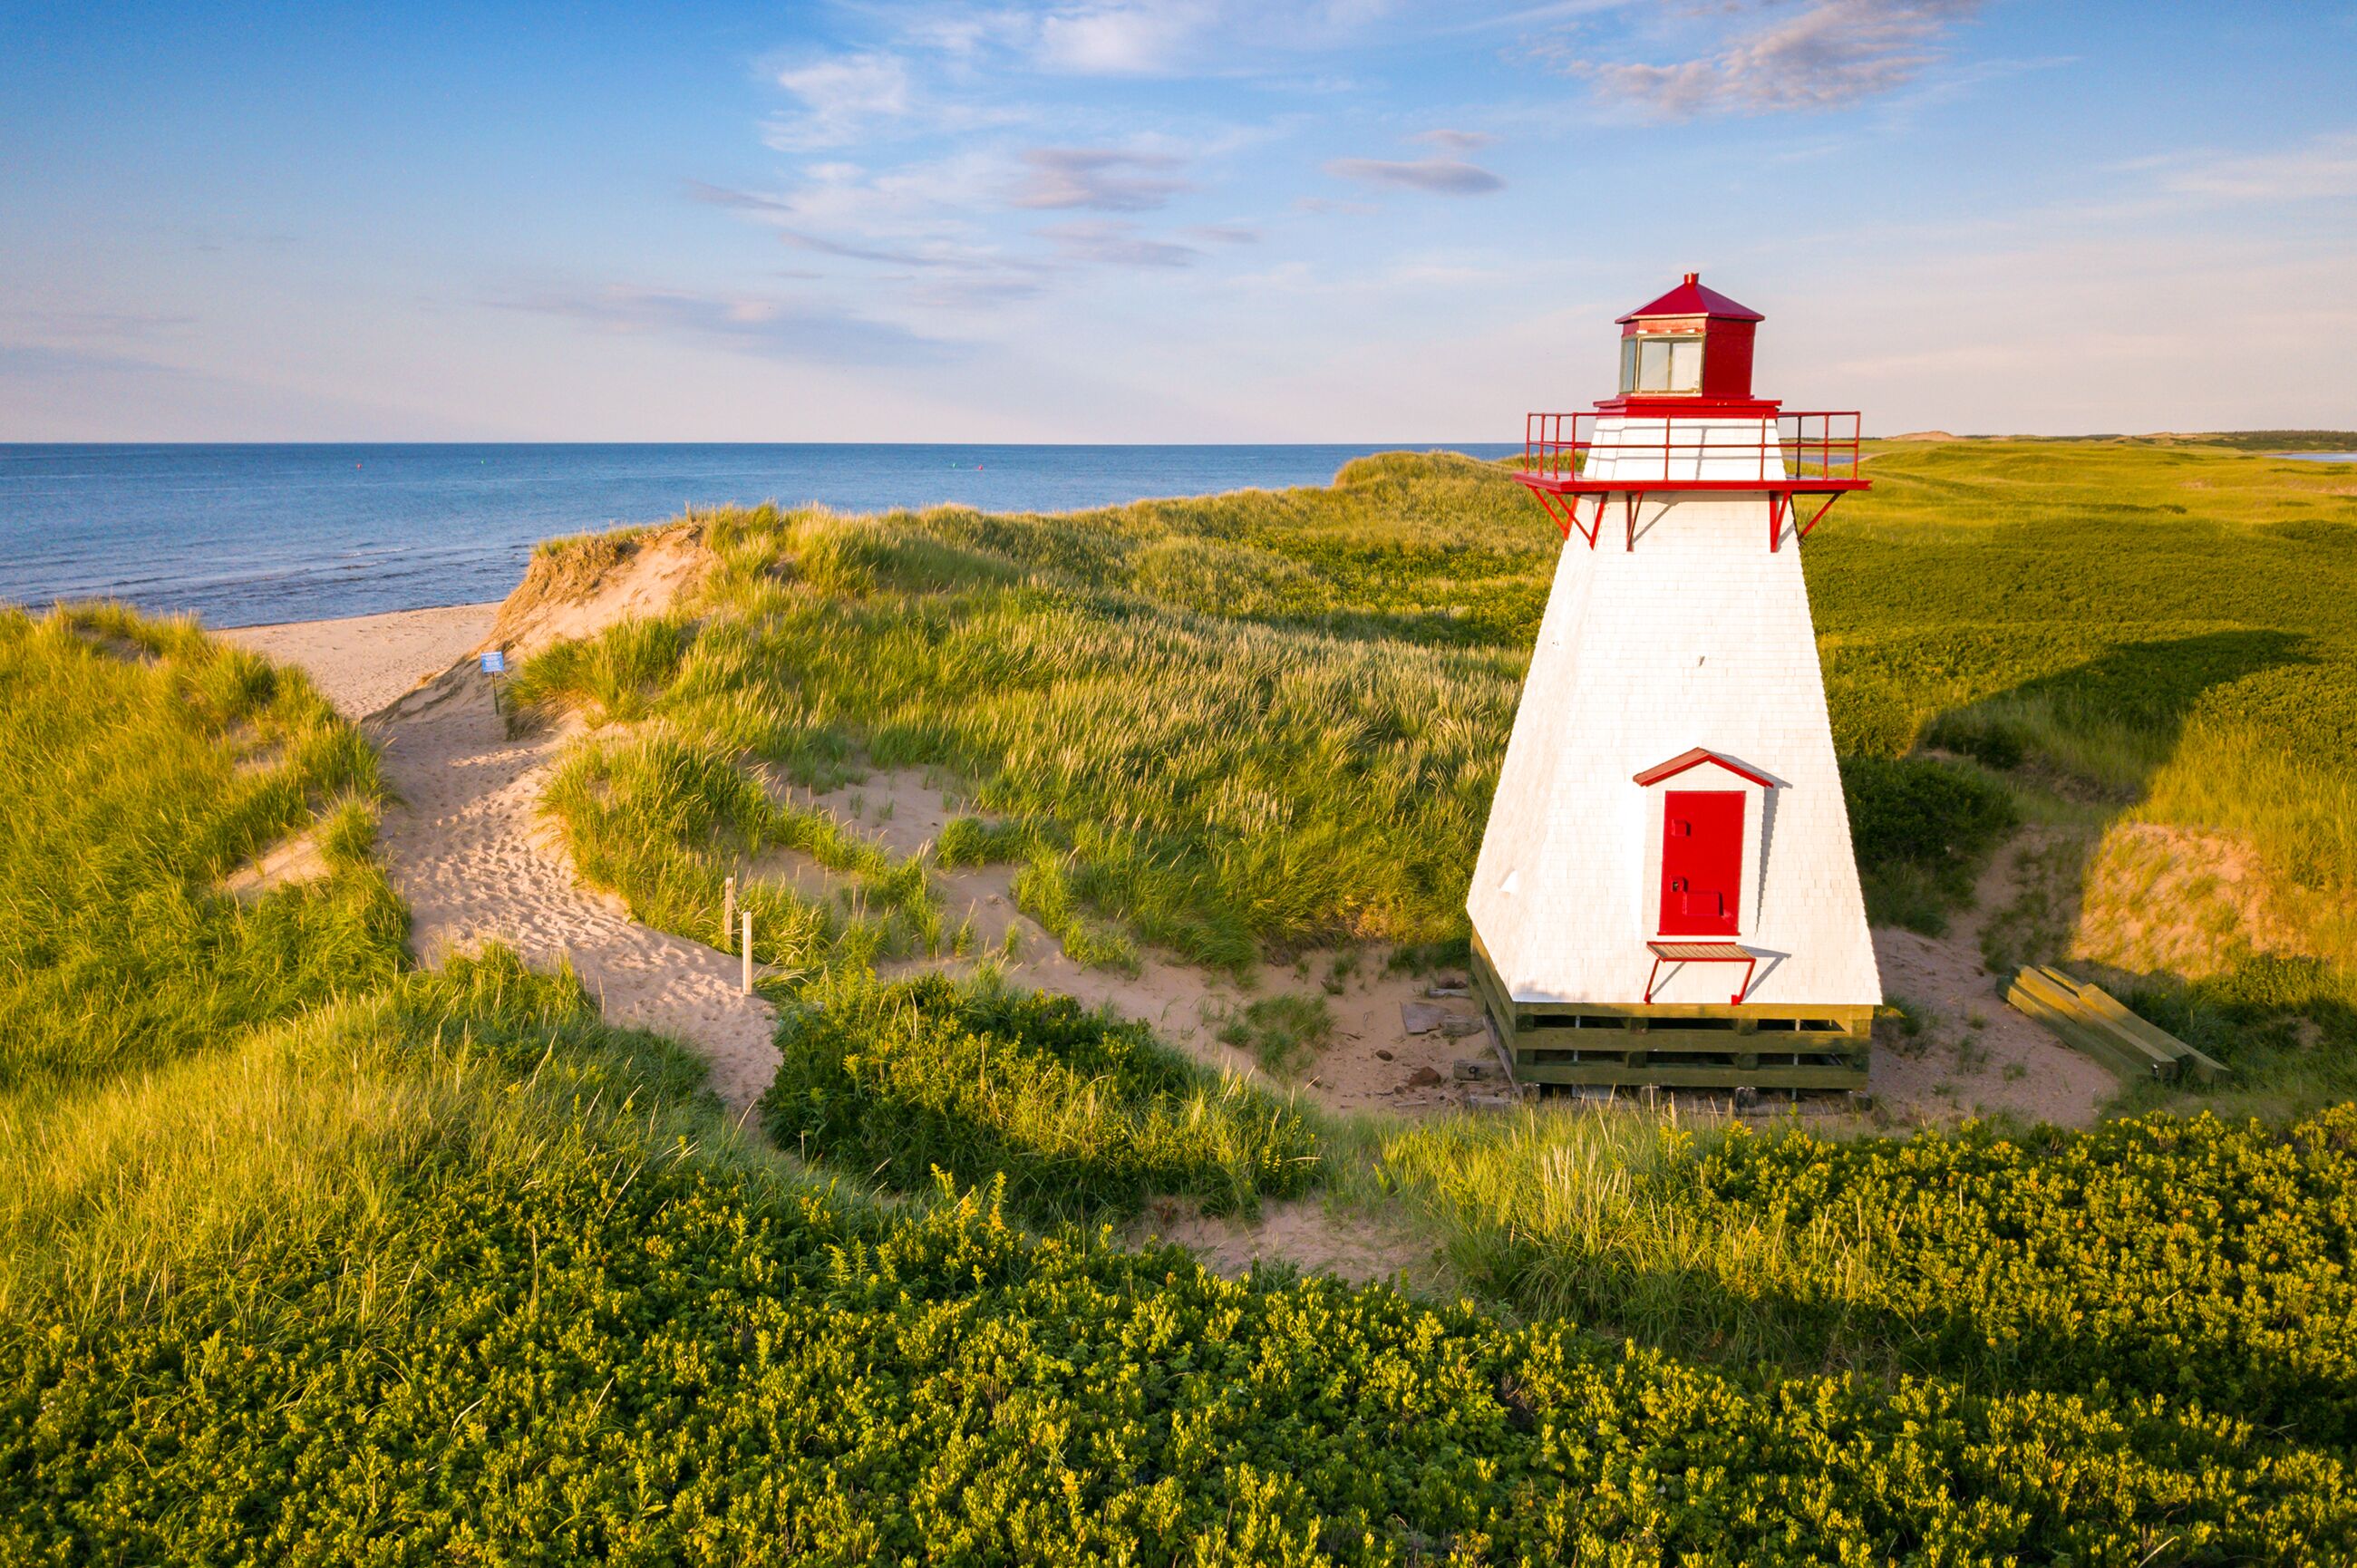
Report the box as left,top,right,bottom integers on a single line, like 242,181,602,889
1469,275,1882,1092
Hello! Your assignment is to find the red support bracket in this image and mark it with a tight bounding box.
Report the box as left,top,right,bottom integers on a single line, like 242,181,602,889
1769,491,1846,552
1795,492,1844,543
1529,489,1605,548
1624,490,1646,552
1644,942,1760,1006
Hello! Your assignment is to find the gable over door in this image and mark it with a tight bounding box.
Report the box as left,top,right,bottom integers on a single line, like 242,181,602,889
1659,789,1743,935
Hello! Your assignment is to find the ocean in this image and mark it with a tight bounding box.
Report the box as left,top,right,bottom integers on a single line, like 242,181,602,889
0,442,1511,628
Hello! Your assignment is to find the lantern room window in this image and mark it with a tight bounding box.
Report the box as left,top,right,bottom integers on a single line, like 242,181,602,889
1620,335,1703,394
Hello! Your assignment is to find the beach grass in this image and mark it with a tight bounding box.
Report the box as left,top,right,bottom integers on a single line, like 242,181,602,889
0,605,405,1091
9,595,2357,1561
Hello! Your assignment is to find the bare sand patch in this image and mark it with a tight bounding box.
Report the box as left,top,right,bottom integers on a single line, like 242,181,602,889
1123,1195,1440,1288
2072,821,2298,980
221,603,500,721
1871,832,2113,1128
218,827,329,902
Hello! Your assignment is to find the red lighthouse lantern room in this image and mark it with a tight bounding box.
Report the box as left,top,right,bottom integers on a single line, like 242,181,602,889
1516,273,1867,551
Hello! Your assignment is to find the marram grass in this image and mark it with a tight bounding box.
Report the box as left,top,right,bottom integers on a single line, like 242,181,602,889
8,605,2357,1561
0,605,405,1090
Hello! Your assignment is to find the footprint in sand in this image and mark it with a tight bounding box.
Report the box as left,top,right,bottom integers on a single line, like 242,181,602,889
366,664,780,1115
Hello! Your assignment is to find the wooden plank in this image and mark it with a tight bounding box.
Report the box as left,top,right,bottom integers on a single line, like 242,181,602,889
1514,1060,1867,1089
1518,1035,1857,1062
1469,937,1520,1054
2008,982,2133,1077
1509,1000,1871,1030
2008,982,2165,1081
2013,969,2178,1074
2052,973,2231,1084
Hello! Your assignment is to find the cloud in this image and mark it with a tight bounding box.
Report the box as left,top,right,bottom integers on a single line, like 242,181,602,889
500,284,956,366
775,228,955,267
1034,219,1199,267
2151,131,2357,204
1,307,196,341
910,276,1048,309
1187,223,1261,244
1558,0,1982,120
1411,128,1494,152
0,342,189,379
1324,156,1505,194
684,179,794,216
975,0,1397,78
1035,3,1217,74
1008,147,1190,210
765,53,912,149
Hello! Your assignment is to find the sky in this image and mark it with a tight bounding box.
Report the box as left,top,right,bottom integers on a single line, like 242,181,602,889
3,0,2354,441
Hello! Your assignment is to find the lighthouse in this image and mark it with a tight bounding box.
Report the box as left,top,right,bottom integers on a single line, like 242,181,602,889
1468,274,1881,1093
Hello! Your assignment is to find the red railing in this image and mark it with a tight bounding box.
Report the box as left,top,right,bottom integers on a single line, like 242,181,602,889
1520,411,1863,488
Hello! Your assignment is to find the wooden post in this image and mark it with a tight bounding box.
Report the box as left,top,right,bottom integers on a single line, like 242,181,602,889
741,911,753,996
723,876,736,946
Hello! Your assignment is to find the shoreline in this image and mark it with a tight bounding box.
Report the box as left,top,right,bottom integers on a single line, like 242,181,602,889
220,601,501,721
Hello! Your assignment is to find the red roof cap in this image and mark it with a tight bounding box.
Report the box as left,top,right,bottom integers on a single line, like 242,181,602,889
1616,272,1764,324
1632,747,1778,789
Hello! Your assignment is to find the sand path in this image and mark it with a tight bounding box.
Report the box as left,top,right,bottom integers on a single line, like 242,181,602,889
1870,831,2113,1127
365,664,781,1115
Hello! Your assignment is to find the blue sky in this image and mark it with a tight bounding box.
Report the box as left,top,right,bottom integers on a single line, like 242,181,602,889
3,1,2353,440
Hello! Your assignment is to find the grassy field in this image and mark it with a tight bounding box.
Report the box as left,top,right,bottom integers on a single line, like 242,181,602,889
1809,440,2357,1109
9,607,2357,1562
517,438,2357,1107
12,429,2357,1563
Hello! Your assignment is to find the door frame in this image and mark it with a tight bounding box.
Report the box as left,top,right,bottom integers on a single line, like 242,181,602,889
1634,752,1773,942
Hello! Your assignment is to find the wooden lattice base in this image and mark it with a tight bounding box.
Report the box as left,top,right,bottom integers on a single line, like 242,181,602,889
1471,933,1871,1091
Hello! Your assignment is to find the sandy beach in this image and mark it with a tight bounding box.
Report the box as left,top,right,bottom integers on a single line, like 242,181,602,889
221,601,500,721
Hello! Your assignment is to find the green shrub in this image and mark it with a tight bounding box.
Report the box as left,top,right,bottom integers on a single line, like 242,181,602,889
1841,753,2017,931
1367,1104,2357,1448
761,972,1319,1222
8,1025,2352,1563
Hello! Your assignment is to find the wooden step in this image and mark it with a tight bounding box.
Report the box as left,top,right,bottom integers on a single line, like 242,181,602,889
2037,968,2230,1084
2005,965,2227,1085
2006,982,2156,1081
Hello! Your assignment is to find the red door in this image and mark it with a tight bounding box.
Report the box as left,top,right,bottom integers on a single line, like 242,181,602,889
1659,790,1742,935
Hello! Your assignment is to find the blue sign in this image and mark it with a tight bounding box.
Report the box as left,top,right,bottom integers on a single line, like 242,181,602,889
480,650,507,674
